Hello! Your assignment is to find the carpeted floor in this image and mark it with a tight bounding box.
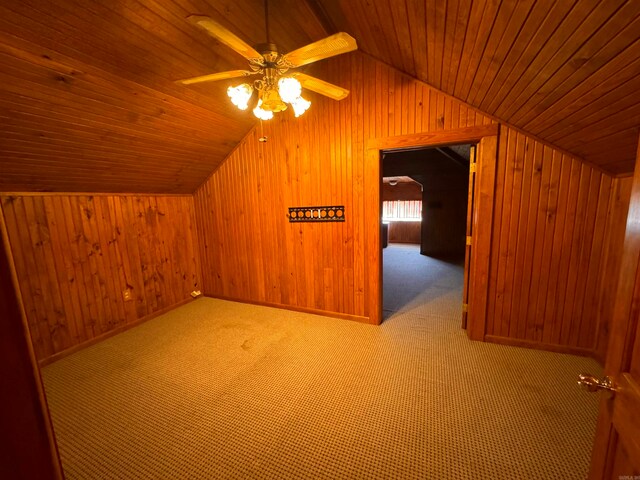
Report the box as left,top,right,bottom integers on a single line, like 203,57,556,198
383,243,464,320
42,244,602,479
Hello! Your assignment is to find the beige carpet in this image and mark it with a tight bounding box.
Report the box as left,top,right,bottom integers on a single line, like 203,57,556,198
43,246,602,479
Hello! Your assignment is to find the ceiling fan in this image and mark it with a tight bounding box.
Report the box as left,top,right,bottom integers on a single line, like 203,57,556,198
175,0,358,120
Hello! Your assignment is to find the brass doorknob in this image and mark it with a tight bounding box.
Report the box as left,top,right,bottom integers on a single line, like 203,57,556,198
577,373,618,393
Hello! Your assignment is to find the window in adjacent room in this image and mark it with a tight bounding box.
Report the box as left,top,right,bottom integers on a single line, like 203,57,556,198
382,200,422,222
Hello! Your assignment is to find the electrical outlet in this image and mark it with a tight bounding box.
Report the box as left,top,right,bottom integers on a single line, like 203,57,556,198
123,289,133,301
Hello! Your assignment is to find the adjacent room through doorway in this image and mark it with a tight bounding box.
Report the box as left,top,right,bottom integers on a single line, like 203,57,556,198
382,145,472,322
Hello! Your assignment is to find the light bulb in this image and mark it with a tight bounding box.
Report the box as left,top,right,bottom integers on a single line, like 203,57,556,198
227,83,253,110
253,100,274,120
291,96,311,117
278,77,302,104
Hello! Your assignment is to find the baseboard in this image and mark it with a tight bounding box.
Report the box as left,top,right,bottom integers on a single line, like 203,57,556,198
484,335,594,358
38,297,194,367
205,294,374,325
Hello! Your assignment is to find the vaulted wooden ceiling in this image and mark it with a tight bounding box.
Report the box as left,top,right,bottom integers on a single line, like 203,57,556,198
318,0,640,174
1,0,639,193
0,0,326,193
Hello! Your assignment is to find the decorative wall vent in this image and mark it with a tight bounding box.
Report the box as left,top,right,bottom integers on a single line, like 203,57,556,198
288,206,345,223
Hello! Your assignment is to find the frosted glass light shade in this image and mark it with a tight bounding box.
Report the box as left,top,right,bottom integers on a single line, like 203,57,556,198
227,83,253,110
291,96,311,117
253,100,274,120
278,77,302,104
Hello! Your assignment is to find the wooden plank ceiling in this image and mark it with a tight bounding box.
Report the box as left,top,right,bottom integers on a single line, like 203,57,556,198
317,0,640,175
0,0,326,193
0,0,639,193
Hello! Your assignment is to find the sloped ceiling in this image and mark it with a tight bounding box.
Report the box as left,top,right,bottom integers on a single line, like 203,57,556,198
317,0,640,174
0,0,639,193
0,0,326,193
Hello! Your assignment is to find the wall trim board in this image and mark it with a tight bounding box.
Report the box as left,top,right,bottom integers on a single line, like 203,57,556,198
38,297,194,367
205,294,373,325
190,196,206,297
366,124,499,151
484,335,594,358
365,127,499,329
615,172,634,179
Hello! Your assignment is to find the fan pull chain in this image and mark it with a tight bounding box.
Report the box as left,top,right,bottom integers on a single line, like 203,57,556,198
259,119,268,143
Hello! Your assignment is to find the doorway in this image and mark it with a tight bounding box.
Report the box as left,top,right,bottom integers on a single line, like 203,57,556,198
381,145,472,322
364,125,498,334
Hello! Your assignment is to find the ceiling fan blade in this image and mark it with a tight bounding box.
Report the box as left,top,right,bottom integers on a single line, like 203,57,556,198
188,15,263,61
283,32,357,68
293,73,349,101
175,70,256,85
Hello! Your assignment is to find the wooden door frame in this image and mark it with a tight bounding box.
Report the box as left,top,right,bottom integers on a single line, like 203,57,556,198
588,132,640,479
364,124,499,337
0,204,63,478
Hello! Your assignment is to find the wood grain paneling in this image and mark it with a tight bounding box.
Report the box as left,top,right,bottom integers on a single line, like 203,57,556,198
484,128,631,353
2,0,636,193
194,53,493,320
0,0,327,192
0,194,201,361
387,221,421,244
318,0,640,174
195,52,629,355
465,134,498,341
595,176,633,363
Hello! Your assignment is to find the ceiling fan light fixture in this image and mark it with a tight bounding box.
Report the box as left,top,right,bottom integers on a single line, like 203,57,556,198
260,85,288,112
179,2,357,121
253,100,274,120
291,96,311,117
227,83,253,110
278,77,302,104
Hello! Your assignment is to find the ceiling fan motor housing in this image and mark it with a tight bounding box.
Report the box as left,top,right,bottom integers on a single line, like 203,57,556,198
256,43,279,63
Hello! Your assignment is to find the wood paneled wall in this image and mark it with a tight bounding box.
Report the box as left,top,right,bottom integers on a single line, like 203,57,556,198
484,127,632,354
1,194,201,362
194,119,365,319
194,52,629,356
595,176,633,363
195,53,492,320
387,221,421,244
